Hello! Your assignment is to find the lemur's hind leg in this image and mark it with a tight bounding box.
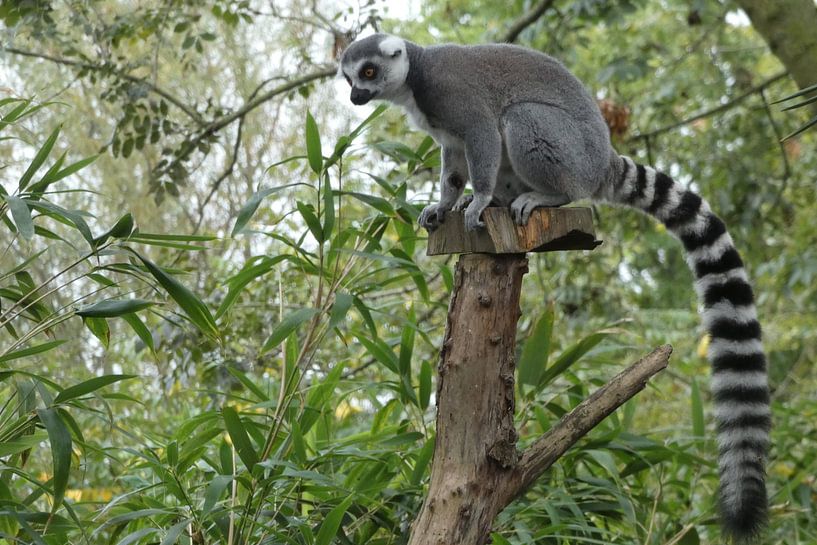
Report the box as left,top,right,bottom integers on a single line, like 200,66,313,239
501,102,609,204
510,192,570,224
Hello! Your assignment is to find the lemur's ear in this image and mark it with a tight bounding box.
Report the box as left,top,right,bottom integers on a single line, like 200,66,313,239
390,49,402,58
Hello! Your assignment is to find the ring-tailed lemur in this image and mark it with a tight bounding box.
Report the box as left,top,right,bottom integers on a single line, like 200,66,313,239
339,34,770,541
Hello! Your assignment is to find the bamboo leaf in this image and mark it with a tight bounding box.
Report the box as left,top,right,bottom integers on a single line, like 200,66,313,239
215,255,289,319
328,292,353,330
115,528,159,545
160,519,191,545
410,435,434,485
0,340,67,364
131,251,220,341
419,360,432,411
779,93,817,112
222,405,259,472
352,296,376,335
348,103,388,140
82,316,110,349
225,366,269,401
354,335,398,374
76,299,153,318
399,308,416,376
0,432,48,457
35,408,72,511
297,201,324,243
323,171,334,238
27,200,94,245
122,313,155,354
537,331,611,389
128,232,216,242
201,475,232,515
782,113,817,141
261,308,319,354
27,152,66,201
231,183,305,236
92,212,135,246
30,154,98,194
0,99,32,132
54,374,135,404
336,191,394,215
691,378,705,439
518,305,555,387
772,81,817,103
18,126,59,191
315,497,352,545
7,195,34,240
305,110,323,175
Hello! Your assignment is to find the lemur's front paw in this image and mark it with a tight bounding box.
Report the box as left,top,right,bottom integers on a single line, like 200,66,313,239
463,201,485,232
419,204,447,231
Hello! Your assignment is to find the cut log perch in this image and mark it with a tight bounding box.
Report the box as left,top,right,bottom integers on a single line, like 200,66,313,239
427,207,601,255
408,207,671,545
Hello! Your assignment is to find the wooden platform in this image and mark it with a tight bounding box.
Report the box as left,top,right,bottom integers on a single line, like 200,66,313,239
426,207,601,255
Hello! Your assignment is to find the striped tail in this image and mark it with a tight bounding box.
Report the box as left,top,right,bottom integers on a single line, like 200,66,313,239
607,156,770,541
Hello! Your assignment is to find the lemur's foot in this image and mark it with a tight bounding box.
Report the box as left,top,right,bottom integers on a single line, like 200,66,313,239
463,200,487,231
419,203,449,231
453,193,473,211
510,192,571,225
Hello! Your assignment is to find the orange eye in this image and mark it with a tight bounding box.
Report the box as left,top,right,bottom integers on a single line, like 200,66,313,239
362,67,376,79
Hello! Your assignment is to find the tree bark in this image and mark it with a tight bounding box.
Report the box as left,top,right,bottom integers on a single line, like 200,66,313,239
407,251,672,545
736,0,817,92
407,254,528,545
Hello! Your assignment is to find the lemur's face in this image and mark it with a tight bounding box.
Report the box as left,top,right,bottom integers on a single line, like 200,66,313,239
339,35,409,105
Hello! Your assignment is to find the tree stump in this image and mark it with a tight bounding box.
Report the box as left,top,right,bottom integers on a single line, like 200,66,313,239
408,207,671,545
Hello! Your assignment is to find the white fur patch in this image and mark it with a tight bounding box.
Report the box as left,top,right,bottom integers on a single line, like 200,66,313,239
702,302,758,328
617,157,638,198
716,426,770,450
653,181,684,222
632,166,656,208
709,338,765,359
673,201,713,236
714,401,771,422
378,36,406,58
710,368,768,393
686,231,736,266
693,267,749,296
391,88,462,148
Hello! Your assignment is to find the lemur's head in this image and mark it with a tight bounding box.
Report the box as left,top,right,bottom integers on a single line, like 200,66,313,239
339,34,409,105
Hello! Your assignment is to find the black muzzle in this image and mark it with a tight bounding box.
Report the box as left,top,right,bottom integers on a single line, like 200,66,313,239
350,87,375,105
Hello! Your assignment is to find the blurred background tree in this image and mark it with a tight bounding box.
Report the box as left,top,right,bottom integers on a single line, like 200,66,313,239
1,0,815,543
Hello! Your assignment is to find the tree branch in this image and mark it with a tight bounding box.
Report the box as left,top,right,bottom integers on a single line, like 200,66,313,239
202,66,337,135
3,46,206,125
629,71,788,142
157,66,337,187
502,0,557,43
504,344,672,500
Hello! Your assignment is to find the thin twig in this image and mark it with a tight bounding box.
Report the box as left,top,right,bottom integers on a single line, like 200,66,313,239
202,66,337,135
192,77,277,234
759,87,792,209
159,66,337,193
630,71,788,142
3,46,205,125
